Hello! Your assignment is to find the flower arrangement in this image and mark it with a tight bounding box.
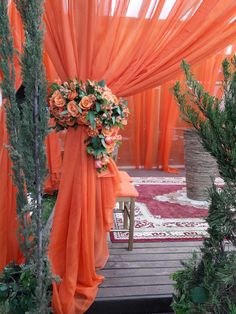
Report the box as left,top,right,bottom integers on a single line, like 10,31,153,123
48,79,129,172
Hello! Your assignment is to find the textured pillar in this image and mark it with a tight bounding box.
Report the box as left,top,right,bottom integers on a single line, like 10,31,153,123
184,129,218,201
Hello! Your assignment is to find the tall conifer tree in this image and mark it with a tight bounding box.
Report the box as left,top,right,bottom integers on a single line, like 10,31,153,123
0,0,52,312
172,59,236,313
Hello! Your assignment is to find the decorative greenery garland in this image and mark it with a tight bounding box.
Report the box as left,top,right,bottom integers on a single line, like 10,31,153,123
49,79,129,172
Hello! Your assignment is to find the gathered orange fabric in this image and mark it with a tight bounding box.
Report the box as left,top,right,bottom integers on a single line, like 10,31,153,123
49,127,119,314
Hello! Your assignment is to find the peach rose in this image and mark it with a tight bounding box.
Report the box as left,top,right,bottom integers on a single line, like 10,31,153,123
121,119,128,125
79,96,93,110
102,127,113,137
51,90,61,99
112,95,119,105
67,101,79,117
106,143,116,154
53,91,66,108
102,127,119,137
51,106,63,118
102,91,113,102
68,90,78,100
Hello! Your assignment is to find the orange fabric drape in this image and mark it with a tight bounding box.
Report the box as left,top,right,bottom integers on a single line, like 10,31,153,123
0,108,22,272
0,3,23,271
118,45,236,170
49,127,120,314
2,1,236,313
44,0,236,97
44,53,62,193
43,1,236,312
0,4,62,271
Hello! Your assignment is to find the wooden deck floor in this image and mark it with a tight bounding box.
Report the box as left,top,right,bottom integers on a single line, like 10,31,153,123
87,241,202,314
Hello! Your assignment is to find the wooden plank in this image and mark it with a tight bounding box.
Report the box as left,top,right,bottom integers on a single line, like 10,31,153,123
98,267,181,278
108,241,202,249
101,275,173,287
105,260,182,269
108,252,193,262
97,284,174,298
109,246,200,254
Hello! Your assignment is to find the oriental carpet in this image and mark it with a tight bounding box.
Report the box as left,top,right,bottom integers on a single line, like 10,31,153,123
110,177,223,242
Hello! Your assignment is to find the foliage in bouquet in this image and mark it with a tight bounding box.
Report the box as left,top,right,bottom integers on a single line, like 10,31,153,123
48,79,129,172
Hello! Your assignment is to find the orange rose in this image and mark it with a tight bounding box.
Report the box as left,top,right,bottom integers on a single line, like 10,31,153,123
112,95,119,105
102,127,113,137
102,126,119,137
68,90,78,101
79,96,93,110
102,91,113,102
51,106,63,118
53,91,66,108
51,90,61,99
67,101,79,117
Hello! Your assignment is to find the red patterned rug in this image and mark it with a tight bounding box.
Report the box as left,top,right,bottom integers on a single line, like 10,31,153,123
110,177,223,242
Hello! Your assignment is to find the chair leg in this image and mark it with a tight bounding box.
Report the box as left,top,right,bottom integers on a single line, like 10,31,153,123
128,198,135,251
119,200,123,211
123,202,128,229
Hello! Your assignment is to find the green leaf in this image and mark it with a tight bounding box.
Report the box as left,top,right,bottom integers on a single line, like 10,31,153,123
91,137,100,149
88,111,96,129
112,116,116,124
96,102,101,112
0,285,8,292
86,146,93,154
190,286,209,304
98,80,106,87
60,110,68,115
101,138,107,148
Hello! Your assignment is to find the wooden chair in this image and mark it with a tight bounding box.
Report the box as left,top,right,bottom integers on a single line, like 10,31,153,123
113,177,138,251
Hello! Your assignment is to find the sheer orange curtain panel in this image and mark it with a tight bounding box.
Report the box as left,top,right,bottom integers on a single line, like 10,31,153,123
0,108,22,272
119,44,235,170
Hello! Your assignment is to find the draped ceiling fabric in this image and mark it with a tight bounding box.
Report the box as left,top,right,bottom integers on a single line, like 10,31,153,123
44,0,236,97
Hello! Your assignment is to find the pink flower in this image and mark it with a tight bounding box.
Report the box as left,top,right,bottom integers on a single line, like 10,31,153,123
95,160,103,169
105,136,114,145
